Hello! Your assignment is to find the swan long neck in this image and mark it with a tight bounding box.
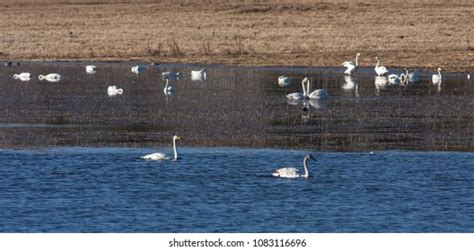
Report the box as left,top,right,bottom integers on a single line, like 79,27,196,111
306,79,311,95
301,80,307,96
302,157,309,178
438,68,442,79
355,53,359,66
164,79,169,90
173,137,178,160
375,58,380,68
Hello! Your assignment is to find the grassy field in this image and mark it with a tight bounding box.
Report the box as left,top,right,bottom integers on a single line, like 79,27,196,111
0,0,472,71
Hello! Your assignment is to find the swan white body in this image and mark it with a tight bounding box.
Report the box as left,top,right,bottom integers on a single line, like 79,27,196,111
278,76,292,87
141,135,183,160
272,154,315,179
432,67,442,85
374,57,389,76
131,65,146,74
13,72,31,81
387,74,402,85
342,53,360,75
163,79,176,96
86,65,97,74
107,85,124,96
305,78,329,99
286,78,308,100
162,71,182,80
191,68,207,81
38,73,62,82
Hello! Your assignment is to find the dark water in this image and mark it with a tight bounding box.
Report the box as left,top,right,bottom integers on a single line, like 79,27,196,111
0,147,472,232
0,62,472,151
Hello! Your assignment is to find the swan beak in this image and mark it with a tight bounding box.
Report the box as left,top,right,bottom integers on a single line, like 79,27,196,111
309,155,316,161
176,136,183,140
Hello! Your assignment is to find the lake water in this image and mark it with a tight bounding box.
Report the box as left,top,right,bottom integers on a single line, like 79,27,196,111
0,62,472,232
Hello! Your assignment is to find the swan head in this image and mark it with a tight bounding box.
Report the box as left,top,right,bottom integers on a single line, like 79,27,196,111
38,75,45,80
173,135,183,141
305,154,316,161
13,74,19,79
438,67,442,72
356,52,360,57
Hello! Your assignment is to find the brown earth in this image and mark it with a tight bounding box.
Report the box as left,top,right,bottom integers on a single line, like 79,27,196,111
0,0,472,72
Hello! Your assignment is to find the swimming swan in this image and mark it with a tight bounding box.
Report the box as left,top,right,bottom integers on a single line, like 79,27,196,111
306,78,329,99
107,85,124,96
131,65,146,74
141,135,183,160
13,72,31,81
163,79,176,96
38,73,62,82
342,52,360,75
272,154,316,178
191,68,207,81
404,68,422,83
432,67,442,85
374,57,389,76
278,76,292,87
286,78,308,100
86,65,97,74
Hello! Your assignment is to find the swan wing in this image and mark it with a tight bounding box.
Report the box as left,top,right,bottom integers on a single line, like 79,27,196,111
286,92,305,100
308,89,328,99
141,152,168,160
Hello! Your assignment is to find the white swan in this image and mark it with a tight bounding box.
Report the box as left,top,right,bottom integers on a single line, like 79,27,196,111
278,76,292,87
272,154,316,178
107,85,124,96
306,78,329,99
163,79,176,96
86,65,97,74
342,53,360,75
387,73,402,85
131,65,146,74
191,68,207,81
38,73,62,82
404,68,422,83
432,67,442,85
141,135,183,160
286,78,308,100
374,57,389,76
13,72,31,81
162,71,182,80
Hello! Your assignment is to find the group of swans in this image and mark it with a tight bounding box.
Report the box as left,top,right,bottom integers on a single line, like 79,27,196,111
12,72,62,82
286,78,329,101
141,134,316,179
343,52,442,85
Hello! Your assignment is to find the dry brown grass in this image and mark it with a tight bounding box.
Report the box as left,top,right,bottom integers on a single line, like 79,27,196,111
0,0,472,71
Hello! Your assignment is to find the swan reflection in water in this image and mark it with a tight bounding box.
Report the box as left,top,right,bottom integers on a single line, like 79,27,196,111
374,76,388,95
342,76,359,98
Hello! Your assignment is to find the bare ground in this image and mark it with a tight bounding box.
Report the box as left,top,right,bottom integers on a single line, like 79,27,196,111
0,0,472,72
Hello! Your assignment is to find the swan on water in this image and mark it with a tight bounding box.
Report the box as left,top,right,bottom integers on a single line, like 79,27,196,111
131,65,146,74
286,78,309,100
38,73,62,82
305,78,329,99
404,68,422,83
432,67,442,85
278,76,292,87
191,68,207,81
342,53,360,75
162,71,182,80
272,154,316,179
86,65,97,74
163,79,176,96
13,72,31,81
374,57,389,76
141,135,183,160
107,85,123,96
387,73,402,85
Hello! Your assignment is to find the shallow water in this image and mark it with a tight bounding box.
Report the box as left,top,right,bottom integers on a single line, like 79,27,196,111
0,147,472,232
0,62,472,151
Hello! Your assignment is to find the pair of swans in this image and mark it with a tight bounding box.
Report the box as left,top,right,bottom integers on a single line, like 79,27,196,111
107,85,123,96
342,53,360,75
39,73,62,82
286,78,329,100
13,72,31,81
272,154,316,179
141,135,183,160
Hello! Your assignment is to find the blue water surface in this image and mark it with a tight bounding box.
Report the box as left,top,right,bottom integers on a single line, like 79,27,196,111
0,147,472,232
